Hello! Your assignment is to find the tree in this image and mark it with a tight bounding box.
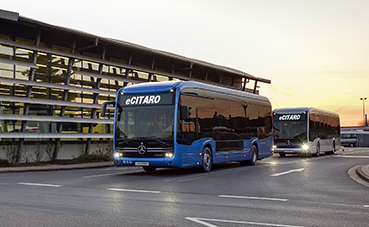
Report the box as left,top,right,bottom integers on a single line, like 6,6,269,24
357,119,369,127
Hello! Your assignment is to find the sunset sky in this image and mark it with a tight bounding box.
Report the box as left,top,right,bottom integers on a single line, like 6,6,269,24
3,0,369,126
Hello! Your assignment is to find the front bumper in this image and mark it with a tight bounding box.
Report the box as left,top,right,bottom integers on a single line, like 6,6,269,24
273,147,312,154
114,157,177,167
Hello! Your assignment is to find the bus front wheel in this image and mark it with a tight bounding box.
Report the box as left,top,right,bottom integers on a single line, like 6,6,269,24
201,146,212,172
246,145,258,165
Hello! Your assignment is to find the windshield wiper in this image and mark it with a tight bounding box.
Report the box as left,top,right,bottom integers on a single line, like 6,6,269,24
118,141,128,145
293,132,306,143
148,137,167,146
130,137,167,146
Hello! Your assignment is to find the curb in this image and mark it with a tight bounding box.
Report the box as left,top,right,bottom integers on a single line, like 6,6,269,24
356,165,369,183
0,161,115,173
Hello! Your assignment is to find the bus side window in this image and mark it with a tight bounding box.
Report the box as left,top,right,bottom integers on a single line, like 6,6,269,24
178,96,197,145
309,119,315,140
180,106,189,120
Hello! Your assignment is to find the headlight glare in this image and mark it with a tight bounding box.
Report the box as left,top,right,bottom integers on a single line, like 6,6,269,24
114,152,123,158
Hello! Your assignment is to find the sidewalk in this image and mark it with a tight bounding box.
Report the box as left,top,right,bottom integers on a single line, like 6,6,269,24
0,161,114,173
356,165,369,183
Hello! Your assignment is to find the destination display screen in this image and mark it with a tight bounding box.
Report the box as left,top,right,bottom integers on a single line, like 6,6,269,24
120,93,173,106
273,113,306,121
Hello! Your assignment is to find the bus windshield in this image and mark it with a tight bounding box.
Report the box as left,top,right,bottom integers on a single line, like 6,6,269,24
273,114,307,141
115,105,174,142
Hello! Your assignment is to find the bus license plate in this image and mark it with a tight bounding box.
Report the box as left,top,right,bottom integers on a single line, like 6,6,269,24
135,162,149,166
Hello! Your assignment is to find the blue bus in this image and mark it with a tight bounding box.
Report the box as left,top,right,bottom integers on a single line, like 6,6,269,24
101,81,273,172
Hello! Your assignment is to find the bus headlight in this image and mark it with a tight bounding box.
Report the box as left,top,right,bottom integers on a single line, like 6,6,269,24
165,152,173,158
114,152,123,158
302,144,309,150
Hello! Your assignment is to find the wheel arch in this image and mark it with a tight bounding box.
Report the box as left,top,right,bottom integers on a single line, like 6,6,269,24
202,139,215,162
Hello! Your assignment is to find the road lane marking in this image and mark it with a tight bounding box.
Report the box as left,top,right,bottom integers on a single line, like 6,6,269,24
334,155,369,159
218,194,288,202
17,182,62,188
186,217,218,227
364,205,369,208
82,170,140,179
106,188,161,194
271,168,304,177
185,217,306,227
175,175,210,183
261,156,330,166
165,168,244,182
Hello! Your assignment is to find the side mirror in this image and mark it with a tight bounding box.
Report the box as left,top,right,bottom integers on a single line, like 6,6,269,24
101,101,116,117
180,106,189,120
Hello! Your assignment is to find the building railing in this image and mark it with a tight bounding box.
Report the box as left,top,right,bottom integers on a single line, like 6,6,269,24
0,132,112,139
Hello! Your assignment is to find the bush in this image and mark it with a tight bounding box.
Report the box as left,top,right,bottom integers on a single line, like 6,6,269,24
0,154,113,167
72,154,113,163
0,159,10,167
52,154,113,165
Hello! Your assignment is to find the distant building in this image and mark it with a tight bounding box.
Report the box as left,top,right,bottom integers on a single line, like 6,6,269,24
341,127,369,147
341,126,369,131
0,9,271,162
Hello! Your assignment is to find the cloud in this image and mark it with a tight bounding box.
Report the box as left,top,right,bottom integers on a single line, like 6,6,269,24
267,85,293,97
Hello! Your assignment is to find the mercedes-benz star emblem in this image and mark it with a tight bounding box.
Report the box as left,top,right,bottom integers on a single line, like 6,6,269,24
286,140,292,147
137,143,146,155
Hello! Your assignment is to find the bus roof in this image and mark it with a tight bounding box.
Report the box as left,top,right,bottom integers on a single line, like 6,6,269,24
121,81,270,103
177,81,269,102
121,81,181,94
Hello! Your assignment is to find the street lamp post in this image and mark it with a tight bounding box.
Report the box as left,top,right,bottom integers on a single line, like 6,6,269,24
360,97,367,127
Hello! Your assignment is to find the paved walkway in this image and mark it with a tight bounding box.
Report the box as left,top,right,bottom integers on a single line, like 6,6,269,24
0,161,114,173
356,164,369,183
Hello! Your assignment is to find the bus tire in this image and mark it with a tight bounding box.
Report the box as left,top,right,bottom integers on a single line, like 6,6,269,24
201,146,212,172
246,145,258,165
143,166,157,172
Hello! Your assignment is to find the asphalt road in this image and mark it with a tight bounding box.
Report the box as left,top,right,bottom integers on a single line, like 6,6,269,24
1,148,369,227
